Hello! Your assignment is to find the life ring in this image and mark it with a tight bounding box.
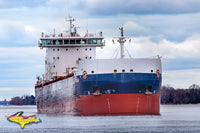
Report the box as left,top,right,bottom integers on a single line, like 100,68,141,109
156,69,160,78
82,70,87,79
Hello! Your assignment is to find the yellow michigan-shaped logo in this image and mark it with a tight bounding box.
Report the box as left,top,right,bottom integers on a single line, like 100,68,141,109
7,111,41,129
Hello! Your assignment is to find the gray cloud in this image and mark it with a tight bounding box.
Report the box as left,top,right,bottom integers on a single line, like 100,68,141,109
1,0,200,15
122,13,200,42
83,0,200,15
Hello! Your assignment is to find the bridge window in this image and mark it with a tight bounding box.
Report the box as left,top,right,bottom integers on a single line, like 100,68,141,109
53,40,56,45
97,39,101,44
47,40,52,45
58,40,62,45
70,40,75,44
76,40,81,44
56,41,59,45
89,40,93,44
64,40,69,44
42,40,47,45
92,39,97,44
81,40,86,44
88,39,97,44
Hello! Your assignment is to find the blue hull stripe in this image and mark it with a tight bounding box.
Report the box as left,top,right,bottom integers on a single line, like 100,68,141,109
75,73,161,95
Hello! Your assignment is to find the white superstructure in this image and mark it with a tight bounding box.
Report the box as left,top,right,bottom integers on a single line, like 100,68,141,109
38,16,104,82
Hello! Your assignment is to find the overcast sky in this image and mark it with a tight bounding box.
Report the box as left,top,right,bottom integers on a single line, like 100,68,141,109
0,0,200,100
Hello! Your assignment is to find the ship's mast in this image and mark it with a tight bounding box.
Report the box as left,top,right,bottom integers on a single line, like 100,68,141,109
66,16,75,36
117,27,126,59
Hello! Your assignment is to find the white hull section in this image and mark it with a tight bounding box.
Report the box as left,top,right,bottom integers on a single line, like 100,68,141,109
77,58,162,76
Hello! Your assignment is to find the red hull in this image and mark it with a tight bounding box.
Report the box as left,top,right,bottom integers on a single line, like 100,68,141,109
75,93,160,115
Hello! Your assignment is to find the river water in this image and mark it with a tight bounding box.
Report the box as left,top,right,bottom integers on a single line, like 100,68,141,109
0,104,200,133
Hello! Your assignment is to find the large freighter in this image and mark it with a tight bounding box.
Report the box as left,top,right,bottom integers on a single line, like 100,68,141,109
35,17,162,115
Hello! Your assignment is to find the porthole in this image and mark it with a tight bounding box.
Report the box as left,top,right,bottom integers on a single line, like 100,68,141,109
130,69,133,72
85,48,87,51
77,48,79,51
90,57,92,59
114,69,117,73
151,70,153,72
122,69,125,73
53,57,55,60
53,49,55,51
57,49,59,51
85,57,87,59
89,48,92,51
57,57,59,60
53,65,55,68
66,49,68,51
91,71,94,74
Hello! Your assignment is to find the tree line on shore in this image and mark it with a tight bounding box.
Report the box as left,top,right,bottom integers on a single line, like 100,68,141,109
9,84,200,105
161,84,200,104
10,95,35,105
